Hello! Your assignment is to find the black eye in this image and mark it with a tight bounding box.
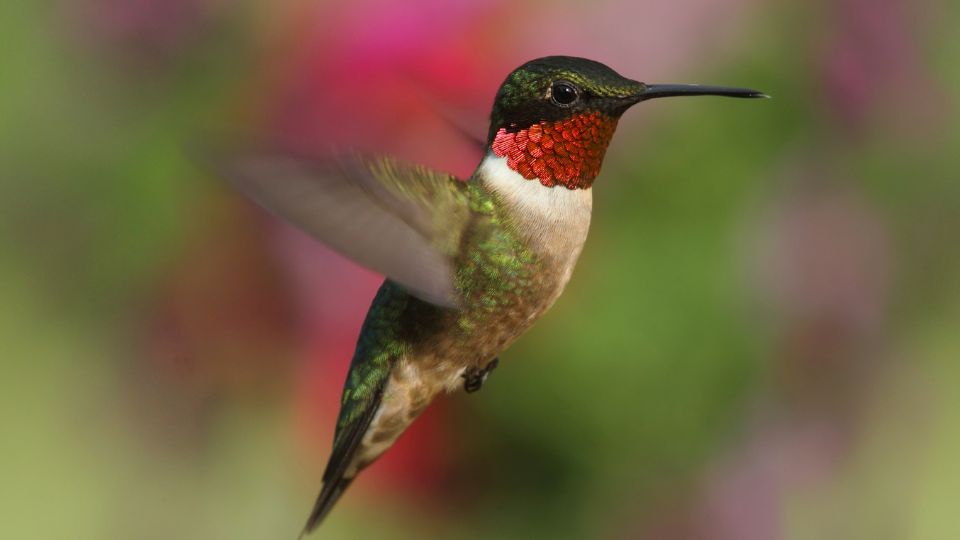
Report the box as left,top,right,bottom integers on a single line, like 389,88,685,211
550,81,579,106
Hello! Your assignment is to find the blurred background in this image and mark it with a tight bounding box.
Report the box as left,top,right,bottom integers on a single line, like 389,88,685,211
1,0,958,538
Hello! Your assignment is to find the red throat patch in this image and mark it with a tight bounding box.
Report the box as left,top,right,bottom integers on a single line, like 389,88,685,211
491,111,619,190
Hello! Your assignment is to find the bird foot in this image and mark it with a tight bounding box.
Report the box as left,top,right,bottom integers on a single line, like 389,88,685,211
463,357,499,393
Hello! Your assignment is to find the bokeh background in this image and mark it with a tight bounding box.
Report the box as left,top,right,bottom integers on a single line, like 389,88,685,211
2,0,958,538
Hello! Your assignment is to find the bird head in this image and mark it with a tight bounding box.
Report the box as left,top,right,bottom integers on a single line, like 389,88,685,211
486,56,766,189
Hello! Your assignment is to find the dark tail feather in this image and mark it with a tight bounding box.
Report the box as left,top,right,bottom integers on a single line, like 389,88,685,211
298,382,388,537
299,476,355,537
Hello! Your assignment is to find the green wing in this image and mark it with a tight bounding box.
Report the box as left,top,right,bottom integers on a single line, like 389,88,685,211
214,149,482,532
303,281,412,534
217,151,473,307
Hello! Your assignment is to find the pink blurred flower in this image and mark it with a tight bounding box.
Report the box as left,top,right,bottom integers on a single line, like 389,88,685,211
133,195,298,449
68,0,227,64
818,0,946,136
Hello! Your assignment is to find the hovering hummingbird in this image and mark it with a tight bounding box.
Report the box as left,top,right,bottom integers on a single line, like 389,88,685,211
218,56,765,535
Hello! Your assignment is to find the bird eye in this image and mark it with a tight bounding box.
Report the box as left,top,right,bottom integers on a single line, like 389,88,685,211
550,81,579,106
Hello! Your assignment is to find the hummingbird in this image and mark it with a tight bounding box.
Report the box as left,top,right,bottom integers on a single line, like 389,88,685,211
217,56,765,535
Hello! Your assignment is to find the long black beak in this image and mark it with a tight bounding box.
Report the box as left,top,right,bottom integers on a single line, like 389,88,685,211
637,83,768,101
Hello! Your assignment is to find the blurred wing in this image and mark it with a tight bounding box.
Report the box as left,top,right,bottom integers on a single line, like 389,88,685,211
215,152,471,307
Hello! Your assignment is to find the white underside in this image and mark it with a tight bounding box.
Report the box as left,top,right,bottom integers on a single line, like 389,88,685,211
477,153,593,223
477,153,593,263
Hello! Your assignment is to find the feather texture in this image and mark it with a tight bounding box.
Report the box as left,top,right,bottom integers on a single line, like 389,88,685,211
215,152,474,308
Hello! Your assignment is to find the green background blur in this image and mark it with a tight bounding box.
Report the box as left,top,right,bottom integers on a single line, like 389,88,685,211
2,1,958,539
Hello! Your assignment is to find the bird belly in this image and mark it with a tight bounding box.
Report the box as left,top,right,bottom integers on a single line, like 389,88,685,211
343,261,579,479
345,355,459,477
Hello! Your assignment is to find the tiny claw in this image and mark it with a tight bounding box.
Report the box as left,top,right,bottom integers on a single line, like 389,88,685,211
463,357,499,393
463,373,483,393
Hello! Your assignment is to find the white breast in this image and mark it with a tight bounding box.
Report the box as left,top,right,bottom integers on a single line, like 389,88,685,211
477,154,593,258
477,153,593,300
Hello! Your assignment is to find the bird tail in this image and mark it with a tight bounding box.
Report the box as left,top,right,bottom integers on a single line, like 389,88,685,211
299,476,355,538
298,379,388,537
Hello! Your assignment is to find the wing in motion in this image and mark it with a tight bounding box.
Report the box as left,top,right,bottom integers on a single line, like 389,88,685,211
213,150,474,308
